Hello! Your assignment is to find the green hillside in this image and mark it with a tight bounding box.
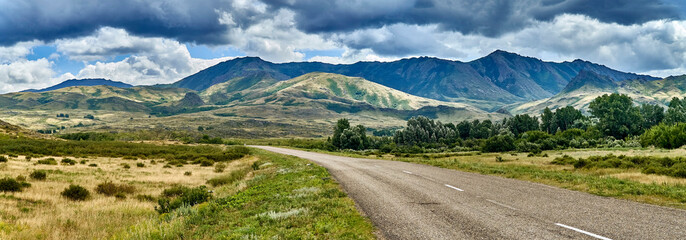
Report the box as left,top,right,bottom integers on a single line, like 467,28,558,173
245,72,483,111
509,74,686,115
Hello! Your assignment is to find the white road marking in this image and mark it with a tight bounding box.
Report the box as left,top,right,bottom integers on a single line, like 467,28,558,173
444,184,464,192
486,199,518,210
402,170,413,174
555,223,612,240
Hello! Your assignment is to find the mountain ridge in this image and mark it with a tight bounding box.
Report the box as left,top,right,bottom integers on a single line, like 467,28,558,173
172,50,657,109
23,79,133,93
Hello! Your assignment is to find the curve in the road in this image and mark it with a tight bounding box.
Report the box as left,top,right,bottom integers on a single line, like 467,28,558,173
252,146,686,240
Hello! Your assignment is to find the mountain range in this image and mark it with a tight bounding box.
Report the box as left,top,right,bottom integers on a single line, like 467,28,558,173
1,50,683,137
172,50,656,110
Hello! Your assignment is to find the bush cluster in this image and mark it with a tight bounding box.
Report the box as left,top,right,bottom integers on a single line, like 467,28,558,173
95,181,136,196
61,185,90,201
29,170,47,180
61,158,77,165
552,154,686,178
37,158,57,165
0,177,29,192
156,185,212,214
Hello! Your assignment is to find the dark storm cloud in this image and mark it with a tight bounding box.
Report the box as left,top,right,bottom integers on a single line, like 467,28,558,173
0,0,680,46
263,0,680,37
532,0,681,24
0,0,267,46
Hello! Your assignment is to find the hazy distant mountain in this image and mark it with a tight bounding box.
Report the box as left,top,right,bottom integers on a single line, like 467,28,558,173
173,51,656,109
509,73,686,115
23,79,133,93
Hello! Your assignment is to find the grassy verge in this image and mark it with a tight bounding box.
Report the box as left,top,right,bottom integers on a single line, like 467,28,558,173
288,147,686,210
116,149,375,239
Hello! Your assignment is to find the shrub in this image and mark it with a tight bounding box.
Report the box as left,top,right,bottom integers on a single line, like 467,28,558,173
95,181,136,196
114,192,126,200
61,158,77,165
199,158,214,167
88,163,98,167
0,156,7,162
135,194,156,202
640,123,686,149
136,162,145,168
551,155,576,165
184,171,192,176
79,160,87,164
163,164,172,168
0,177,24,192
670,163,686,178
161,185,190,198
481,135,516,153
37,158,57,165
156,186,212,214
122,163,131,169
214,163,226,173
29,170,47,180
62,185,90,201
495,156,504,162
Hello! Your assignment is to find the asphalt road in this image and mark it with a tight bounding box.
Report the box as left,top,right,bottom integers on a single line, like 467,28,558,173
252,146,686,240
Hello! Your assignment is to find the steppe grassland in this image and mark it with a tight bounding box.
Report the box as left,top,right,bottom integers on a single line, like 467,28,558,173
0,154,257,239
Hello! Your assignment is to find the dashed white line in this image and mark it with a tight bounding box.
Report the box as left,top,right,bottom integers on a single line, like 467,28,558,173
444,184,464,192
486,199,518,210
402,170,413,174
555,223,612,240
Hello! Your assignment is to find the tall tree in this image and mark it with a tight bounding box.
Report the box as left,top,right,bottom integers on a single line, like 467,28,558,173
331,118,350,148
665,97,686,124
540,107,554,134
640,104,665,130
505,114,539,136
394,116,457,145
553,106,584,132
589,93,642,139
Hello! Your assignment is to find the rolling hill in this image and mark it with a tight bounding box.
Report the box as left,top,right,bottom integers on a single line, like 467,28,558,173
173,51,656,109
0,85,189,112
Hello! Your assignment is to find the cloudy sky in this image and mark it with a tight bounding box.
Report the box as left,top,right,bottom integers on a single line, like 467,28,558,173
1,0,685,93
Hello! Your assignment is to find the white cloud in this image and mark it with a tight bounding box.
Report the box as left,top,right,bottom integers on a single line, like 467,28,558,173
0,58,60,92
219,9,338,62
54,27,233,85
0,41,43,63
434,15,686,76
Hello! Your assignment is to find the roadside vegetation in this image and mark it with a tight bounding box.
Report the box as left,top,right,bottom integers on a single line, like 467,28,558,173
0,135,374,239
243,94,686,209
116,149,375,239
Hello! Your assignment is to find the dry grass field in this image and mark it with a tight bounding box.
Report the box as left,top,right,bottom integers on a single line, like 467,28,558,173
0,154,256,239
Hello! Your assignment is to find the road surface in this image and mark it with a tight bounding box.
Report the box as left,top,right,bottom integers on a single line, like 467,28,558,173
252,146,686,240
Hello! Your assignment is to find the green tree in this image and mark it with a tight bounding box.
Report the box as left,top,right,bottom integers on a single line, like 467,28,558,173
639,104,665,130
470,120,493,139
505,114,539,137
456,121,472,139
331,119,369,150
331,118,351,148
589,93,642,139
540,107,554,134
553,106,584,133
665,97,686,124
394,116,457,146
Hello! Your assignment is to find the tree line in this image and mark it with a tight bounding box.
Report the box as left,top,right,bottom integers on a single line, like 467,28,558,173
329,94,686,152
